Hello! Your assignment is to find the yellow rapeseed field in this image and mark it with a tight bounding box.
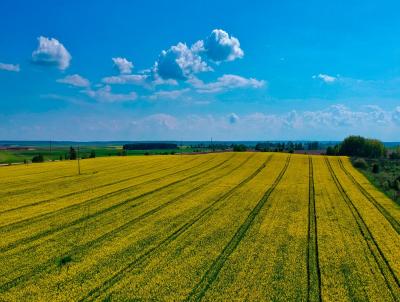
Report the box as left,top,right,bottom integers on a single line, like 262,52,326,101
0,153,399,301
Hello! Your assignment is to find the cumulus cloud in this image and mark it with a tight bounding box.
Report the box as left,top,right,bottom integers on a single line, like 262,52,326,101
84,85,137,103
154,42,211,80
101,29,253,89
228,113,239,124
191,74,265,93
312,73,337,83
32,36,71,70
57,74,90,87
0,62,20,72
112,57,133,74
202,29,244,62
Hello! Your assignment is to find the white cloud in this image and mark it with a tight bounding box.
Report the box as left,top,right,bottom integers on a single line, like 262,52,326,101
32,36,71,70
312,73,337,83
191,74,265,93
202,29,244,62
0,62,20,72
154,42,211,80
112,57,133,74
138,113,178,130
84,85,137,103
102,74,148,85
57,74,90,87
3,105,400,141
392,106,400,124
148,88,190,100
228,113,239,124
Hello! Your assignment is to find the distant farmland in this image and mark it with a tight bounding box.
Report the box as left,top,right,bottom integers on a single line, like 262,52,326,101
0,153,399,301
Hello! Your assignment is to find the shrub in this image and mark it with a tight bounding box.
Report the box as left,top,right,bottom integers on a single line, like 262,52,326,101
389,147,400,159
55,255,72,267
353,158,368,169
372,163,380,174
32,154,44,163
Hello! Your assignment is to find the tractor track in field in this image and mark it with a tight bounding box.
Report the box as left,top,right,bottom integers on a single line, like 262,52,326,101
77,155,275,302
324,157,400,300
306,156,322,302
0,156,175,202
0,155,219,234
0,155,235,254
337,158,400,235
184,155,291,302
0,154,257,293
0,156,201,215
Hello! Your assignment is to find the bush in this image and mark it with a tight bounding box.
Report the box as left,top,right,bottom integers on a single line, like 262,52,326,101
89,150,96,158
389,147,400,159
55,255,72,267
372,163,380,173
353,158,368,169
32,154,44,163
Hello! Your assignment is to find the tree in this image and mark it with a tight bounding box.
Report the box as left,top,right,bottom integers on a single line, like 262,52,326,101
233,144,247,152
89,150,96,158
32,154,44,163
69,147,77,160
326,145,340,155
307,141,319,150
339,135,385,158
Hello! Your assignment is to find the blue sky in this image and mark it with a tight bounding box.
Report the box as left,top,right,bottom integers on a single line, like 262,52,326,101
1,0,400,141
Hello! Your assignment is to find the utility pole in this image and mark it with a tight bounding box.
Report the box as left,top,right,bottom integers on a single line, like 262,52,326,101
77,144,81,175
49,139,52,161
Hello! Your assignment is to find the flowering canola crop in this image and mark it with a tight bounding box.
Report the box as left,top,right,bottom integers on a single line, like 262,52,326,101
0,153,399,301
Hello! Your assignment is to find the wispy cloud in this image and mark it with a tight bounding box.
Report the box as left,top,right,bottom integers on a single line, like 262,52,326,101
312,73,337,83
148,88,190,100
102,74,148,86
190,74,265,93
57,74,90,87
0,62,20,72
84,85,137,103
